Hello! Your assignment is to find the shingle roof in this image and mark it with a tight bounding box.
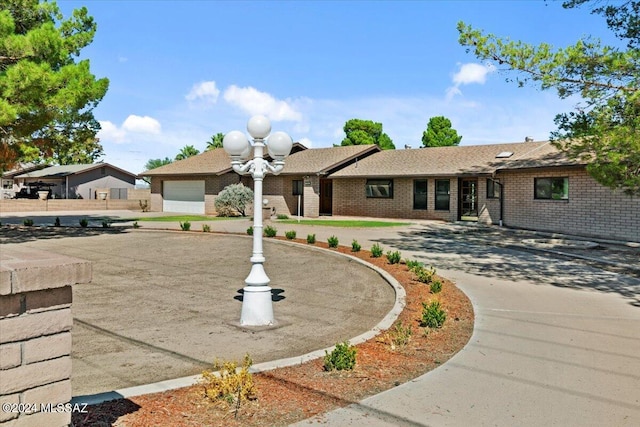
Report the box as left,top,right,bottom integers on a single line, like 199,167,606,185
330,141,581,178
14,163,136,179
140,149,233,176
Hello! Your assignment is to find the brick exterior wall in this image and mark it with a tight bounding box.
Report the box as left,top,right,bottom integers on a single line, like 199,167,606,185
0,248,91,427
498,167,640,242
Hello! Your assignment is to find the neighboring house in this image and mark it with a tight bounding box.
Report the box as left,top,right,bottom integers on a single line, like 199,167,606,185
139,144,380,217
12,163,136,199
329,140,639,242
1,163,48,199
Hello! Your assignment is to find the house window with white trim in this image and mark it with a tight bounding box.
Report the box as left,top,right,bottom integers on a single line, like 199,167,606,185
366,179,393,198
535,177,568,200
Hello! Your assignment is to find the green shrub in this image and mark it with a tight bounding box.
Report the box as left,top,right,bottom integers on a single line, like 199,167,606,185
371,243,383,258
133,221,140,229
79,218,88,228
420,300,446,328
201,354,255,406
415,265,436,284
351,239,361,252
430,280,443,294
276,214,289,220
324,341,357,371
214,183,253,217
264,225,277,237
54,217,61,227
202,224,211,232
285,230,296,240
179,221,191,231
247,226,254,235
23,219,34,226
405,259,423,272
327,235,339,248
306,233,316,244
386,250,402,264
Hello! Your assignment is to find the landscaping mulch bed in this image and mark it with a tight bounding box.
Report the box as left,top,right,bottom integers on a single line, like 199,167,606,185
72,238,474,427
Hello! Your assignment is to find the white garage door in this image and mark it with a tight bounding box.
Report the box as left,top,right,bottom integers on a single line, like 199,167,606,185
163,180,205,214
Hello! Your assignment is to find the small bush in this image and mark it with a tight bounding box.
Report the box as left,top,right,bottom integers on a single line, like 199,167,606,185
285,230,296,240
23,219,34,226
139,200,149,212
180,221,191,231
133,221,140,229
371,243,383,258
214,183,253,217
324,341,357,371
382,321,413,350
54,217,61,227
420,300,446,328
202,224,211,232
264,225,277,237
79,218,88,228
247,226,253,235
327,235,339,248
405,259,423,272
386,250,402,264
276,214,289,220
101,220,111,228
430,279,443,294
306,233,316,244
201,354,256,406
351,239,361,252
415,265,437,284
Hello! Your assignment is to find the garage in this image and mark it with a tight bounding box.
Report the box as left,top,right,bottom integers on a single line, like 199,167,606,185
162,180,205,214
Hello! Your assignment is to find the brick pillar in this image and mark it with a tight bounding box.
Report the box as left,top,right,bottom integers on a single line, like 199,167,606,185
0,248,91,427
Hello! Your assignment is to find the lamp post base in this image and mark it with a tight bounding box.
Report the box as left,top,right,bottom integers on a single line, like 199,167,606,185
240,285,274,326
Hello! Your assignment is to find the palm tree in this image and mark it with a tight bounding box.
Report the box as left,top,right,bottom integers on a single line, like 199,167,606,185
206,133,225,151
175,145,200,160
144,157,173,171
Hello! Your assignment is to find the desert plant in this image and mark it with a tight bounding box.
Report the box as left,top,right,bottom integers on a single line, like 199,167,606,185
351,239,361,252
264,225,277,237
23,218,34,226
371,243,383,258
202,224,211,232
139,200,149,212
201,354,256,407
386,250,402,264
214,183,253,217
285,230,296,240
415,265,437,284
247,226,254,235
420,300,446,328
327,235,339,248
179,221,191,231
405,259,423,272
306,233,316,244
382,321,413,350
133,221,140,229
430,280,443,294
79,218,88,228
324,341,357,371
54,217,61,227
276,214,289,220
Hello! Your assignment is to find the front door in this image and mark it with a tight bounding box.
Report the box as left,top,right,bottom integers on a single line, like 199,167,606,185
319,179,333,215
459,178,478,220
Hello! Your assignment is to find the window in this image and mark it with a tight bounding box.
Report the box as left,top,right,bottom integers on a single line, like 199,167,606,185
2,180,12,190
487,179,501,199
366,179,393,198
435,179,450,210
292,179,303,196
413,179,427,210
535,177,568,200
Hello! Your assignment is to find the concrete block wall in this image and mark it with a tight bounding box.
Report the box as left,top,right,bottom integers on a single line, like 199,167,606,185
499,168,640,242
0,199,145,213
0,248,91,427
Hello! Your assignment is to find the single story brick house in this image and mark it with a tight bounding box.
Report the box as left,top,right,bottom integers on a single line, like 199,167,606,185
10,163,136,199
139,144,380,217
329,140,639,242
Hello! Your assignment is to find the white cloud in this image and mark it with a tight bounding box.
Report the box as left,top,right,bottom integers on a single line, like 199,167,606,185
447,63,496,100
97,121,127,144
223,85,303,122
297,137,313,148
185,81,220,103
122,115,162,134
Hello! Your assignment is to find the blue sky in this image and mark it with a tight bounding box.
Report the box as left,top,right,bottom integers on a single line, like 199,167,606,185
58,0,616,175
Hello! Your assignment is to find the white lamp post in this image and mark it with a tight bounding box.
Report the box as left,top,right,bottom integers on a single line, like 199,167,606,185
223,115,293,326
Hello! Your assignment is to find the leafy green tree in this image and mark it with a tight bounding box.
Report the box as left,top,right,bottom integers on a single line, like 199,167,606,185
206,132,224,150
457,0,639,195
0,0,109,171
422,116,462,147
141,157,172,184
340,119,395,150
214,183,253,217
175,145,200,160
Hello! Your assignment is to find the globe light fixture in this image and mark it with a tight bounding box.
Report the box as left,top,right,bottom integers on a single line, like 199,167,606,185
222,115,293,326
